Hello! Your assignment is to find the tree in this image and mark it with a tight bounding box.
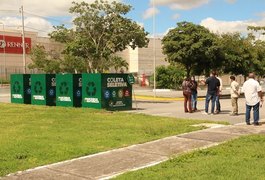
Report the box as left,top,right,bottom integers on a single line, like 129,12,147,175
110,56,129,73
251,39,265,77
162,21,223,77
247,25,265,38
155,65,186,89
49,0,149,73
220,33,258,77
28,45,61,73
60,54,87,73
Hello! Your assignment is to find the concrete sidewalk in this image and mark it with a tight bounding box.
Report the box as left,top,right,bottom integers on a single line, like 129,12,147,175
2,123,265,180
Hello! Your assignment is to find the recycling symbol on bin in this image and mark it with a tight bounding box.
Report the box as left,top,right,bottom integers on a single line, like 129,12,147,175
76,90,81,97
59,82,69,95
34,81,43,94
26,88,31,95
86,82,96,96
49,89,55,96
13,81,21,93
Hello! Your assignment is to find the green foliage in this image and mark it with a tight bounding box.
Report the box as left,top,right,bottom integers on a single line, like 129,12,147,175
28,45,61,73
162,21,223,76
0,103,209,177
49,0,149,73
116,135,265,179
220,33,261,76
155,65,186,89
110,56,129,73
252,40,265,76
248,25,265,36
61,54,87,73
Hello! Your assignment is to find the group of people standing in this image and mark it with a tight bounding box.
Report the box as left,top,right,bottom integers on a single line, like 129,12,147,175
182,71,263,125
182,71,221,114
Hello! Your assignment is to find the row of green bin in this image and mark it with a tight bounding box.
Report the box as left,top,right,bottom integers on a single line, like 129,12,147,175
10,73,134,111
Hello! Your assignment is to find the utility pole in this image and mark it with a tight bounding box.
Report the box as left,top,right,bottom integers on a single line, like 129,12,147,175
20,5,26,74
0,22,6,80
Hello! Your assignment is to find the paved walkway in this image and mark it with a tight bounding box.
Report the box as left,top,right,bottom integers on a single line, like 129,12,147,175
1,86,265,179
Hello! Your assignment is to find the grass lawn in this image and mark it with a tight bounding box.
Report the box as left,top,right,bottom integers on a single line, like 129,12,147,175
115,135,265,180
0,103,221,177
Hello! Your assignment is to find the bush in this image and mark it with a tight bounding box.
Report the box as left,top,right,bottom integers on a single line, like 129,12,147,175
154,65,186,89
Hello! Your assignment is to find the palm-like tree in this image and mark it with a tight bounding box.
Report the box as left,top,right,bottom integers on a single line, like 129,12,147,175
111,56,129,73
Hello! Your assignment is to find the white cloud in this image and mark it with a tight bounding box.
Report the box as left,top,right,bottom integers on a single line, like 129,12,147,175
172,13,180,19
137,22,144,28
0,0,121,36
200,17,265,35
149,0,210,10
143,7,159,19
0,0,121,16
0,16,53,37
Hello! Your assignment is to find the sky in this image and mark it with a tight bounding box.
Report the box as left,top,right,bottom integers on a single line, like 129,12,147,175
0,0,265,37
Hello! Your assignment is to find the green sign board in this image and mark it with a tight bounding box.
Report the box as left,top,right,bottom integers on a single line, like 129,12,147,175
127,74,135,85
10,74,31,104
56,74,82,107
101,73,132,111
82,73,132,110
31,74,56,106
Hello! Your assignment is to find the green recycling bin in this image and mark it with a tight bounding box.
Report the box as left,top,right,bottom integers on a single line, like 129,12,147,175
82,73,102,109
56,74,82,107
82,73,133,110
10,74,31,104
31,74,56,106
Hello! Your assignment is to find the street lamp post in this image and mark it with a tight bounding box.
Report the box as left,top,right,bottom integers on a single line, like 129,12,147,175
153,0,156,98
0,22,6,80
20,5,26,74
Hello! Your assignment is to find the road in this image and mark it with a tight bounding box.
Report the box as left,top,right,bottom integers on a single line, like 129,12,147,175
1,86,264,125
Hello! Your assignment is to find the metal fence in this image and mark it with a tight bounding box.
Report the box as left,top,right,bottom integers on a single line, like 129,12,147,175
0,65,40,82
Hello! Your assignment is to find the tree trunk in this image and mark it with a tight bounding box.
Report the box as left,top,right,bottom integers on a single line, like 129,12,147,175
186,66,191,77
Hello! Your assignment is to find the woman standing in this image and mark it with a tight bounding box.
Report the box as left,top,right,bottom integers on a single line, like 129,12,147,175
191,76,198,111
182,77,193,113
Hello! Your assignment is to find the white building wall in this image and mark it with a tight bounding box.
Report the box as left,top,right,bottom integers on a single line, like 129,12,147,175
138,38,168,76
128,47,139,73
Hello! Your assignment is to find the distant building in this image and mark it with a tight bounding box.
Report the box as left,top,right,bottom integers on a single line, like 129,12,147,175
0,30,168,81
0,29,63,80
116,38,168,76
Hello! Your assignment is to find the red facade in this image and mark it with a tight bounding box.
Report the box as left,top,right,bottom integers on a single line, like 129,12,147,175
0,35,31,54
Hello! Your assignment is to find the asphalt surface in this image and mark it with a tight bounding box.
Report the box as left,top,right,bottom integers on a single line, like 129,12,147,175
1,86,264,125
1,85,265,179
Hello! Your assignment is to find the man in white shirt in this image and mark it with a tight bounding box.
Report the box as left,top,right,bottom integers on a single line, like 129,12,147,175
230,75,240,115
241,73,263,125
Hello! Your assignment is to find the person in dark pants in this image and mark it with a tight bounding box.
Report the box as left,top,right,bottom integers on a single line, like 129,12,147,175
242,73,263,125
202,71,220,115
182,77,193,113
215,74,222,113
191,76,198,111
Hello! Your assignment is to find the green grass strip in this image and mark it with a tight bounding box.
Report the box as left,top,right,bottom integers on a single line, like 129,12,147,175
115,135,265,180
0,103,222,177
